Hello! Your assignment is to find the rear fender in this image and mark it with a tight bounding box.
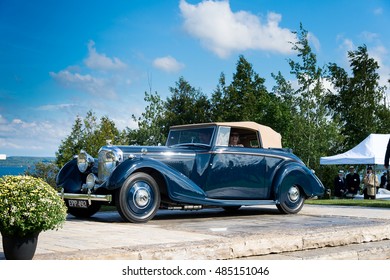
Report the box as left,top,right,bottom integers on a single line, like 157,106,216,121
273,162,324,199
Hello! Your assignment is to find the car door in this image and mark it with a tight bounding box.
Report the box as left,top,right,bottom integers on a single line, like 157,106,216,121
203,126,268,199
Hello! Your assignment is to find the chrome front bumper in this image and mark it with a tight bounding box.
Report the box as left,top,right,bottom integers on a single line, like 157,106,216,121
59,188,112,204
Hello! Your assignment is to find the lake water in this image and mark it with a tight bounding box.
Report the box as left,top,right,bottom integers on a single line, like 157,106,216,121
0,166,27,177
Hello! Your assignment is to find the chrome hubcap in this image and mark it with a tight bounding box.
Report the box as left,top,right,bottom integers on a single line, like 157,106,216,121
133,185,151,209
288,186,300,202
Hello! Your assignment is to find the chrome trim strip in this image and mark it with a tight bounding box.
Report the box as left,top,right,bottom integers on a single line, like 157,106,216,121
211,150,291,160
123,151,197,159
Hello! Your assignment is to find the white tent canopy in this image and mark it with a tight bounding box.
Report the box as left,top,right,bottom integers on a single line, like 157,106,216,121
320,134,390,165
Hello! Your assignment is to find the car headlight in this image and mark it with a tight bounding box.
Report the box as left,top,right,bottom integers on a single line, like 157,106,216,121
98,147,123,182
101,151,120,176
77,150,94,173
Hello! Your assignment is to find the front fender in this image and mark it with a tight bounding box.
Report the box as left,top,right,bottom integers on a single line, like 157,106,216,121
106,157,207,202
273,162,324,199
56,158,85,193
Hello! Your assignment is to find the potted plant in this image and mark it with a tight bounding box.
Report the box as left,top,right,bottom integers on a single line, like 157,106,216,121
0,175,67,260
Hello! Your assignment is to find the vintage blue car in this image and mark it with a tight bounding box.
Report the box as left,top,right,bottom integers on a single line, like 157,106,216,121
57,121,324,223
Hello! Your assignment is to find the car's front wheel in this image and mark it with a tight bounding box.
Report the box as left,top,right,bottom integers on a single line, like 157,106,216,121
116,172,161,223
276,184,305,214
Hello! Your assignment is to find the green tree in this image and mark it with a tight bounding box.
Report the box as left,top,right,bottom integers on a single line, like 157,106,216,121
270,71,300,147
55,116,84,167
210,73,228,122
327,45,390,149
165,77,212,128
25,162,59,188
55,111,122,167
287,24,340,169
211,55,268,123
128,91,167,145
95,116,123,145
126,78,213,146
81,111,99,156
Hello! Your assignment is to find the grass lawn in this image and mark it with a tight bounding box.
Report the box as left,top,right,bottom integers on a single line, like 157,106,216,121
306,198,390,208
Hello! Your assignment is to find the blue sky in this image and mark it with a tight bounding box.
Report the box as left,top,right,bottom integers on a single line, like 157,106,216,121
1,0,389,157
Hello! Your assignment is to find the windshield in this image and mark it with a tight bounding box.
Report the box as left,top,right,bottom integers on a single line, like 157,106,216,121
166,127,215,147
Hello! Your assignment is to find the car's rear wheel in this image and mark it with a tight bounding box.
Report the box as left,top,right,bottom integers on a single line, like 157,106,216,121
65,200,101,218
116,172,160,223
276,184,305,214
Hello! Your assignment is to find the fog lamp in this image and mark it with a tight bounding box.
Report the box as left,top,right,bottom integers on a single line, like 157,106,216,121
86,173,97,189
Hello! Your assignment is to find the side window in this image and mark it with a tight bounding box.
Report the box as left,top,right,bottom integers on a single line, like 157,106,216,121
215,127,261,148
238,130,260,148
215,127,231,146
249,136,260,148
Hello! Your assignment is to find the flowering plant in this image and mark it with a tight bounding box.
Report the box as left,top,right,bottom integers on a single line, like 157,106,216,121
0,175,67,237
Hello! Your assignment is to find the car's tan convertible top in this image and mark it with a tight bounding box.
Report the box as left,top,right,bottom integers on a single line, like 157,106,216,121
171,121,282,149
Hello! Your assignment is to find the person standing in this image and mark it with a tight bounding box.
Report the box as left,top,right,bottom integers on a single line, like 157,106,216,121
380,171,387,189
384,138,390,169
346,166,360,195
363,166,378,199
334,170,347,198
384,138,390,189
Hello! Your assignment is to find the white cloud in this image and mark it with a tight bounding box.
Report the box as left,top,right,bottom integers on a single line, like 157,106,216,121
360,31,379,42
179,0,297,58
336,36,355,67
36,104,80,111
336,35,389,100
0,116,68,156
0,101,142,156
0,115,7,125
84,40,127,71
308,32,321,52
340,38,355,51
50,41,132,99
153,56,185,73
369,45,390,88
373,7,383,15
50,70,117,99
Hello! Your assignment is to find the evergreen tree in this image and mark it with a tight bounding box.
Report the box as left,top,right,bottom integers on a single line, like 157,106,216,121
211,56,268,123
95,116,122,145
210,73,228,122
165,77,212,128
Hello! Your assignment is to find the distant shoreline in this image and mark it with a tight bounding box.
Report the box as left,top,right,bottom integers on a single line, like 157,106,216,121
0,156,55,167
0,156,55,177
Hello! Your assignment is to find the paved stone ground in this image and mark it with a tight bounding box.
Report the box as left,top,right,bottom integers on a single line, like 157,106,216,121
244,239,390,260
1,204,389,260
